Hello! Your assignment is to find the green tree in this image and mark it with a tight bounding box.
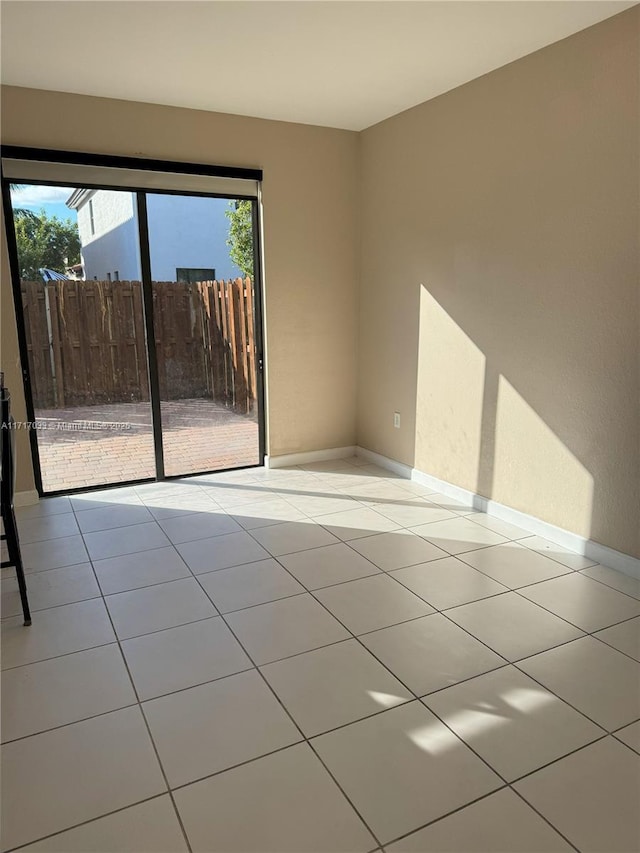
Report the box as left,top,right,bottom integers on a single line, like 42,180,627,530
13,209,81,279
225,200,253,278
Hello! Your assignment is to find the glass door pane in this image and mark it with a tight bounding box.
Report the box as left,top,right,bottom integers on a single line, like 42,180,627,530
145,193,260,477
9,184,156,492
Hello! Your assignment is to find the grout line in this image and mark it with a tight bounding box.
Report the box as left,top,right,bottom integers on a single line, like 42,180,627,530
120,659,193,845
508,787,582,852
1,698,140,746
1,637,116,672
70,509,195,853
0,589,103,620
3,793,177,853
232,528,540,839
4,471,639,851
185,562,384,849
576,567,640,598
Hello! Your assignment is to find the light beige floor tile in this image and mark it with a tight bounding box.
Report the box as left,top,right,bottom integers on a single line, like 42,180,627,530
373,501,455,528
446,592,583,661
158,510,241,544
390,556,507,610
580,564,640,600
316,472,382,491
260,467,322,483
424,666,603,781
387,788,572,852
21,795,189,853
122,617,252,700
349,530,448,571
16,497,71,519
358,464,403,479
300,459,361,473
143,669,301,787
393,480,439,497
0,706,166,851
1,598,116,669
176,531,270,573
519,535,598,570
459,541,571,588
465,513,532,540
355,482,420,504
299,461,362,478
423,492,478,515
515,737,640,853
71,488,144,512
17,511,80,544
230,498,308,528
174,743,375,853
135,482,200,499
361,614,504,695
312,701,501,844
106,577,217,640
261,639,412,736
594,616,640,661
2,562,100,616
1,644,135,742
203,486,280,509
614,721,640,755
92,547,191,595
188,470,266,488
278,543,381,589
197,558,304,612
76,504,154,533
315,574,434,635
22,534,89,573
409,516,508,555
283,493,359,517
145,493,221,520
520,573,640,632
225,593,349,664
314,506,402,540
84,522,171,561
519,636,640,730
249,520,340,556
344,455,370,467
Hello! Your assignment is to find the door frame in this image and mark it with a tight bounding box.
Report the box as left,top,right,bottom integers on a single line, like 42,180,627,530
1,146,266,496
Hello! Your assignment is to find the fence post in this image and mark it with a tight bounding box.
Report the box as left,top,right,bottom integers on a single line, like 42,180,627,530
232,279,249,413
245,277,256,413
47,283,65,408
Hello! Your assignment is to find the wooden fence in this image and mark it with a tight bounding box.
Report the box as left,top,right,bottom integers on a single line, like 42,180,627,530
20,278,258,414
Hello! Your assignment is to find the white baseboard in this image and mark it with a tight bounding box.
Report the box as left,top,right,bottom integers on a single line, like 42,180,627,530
265,446,356,469
356,446,640,581
14,490,39,508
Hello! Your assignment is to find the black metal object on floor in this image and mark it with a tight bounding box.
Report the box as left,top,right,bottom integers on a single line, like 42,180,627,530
1,373,32,626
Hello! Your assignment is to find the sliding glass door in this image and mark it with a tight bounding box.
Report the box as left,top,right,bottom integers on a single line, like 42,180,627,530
8,186,156,492
146,192,261,477
3,157,264,494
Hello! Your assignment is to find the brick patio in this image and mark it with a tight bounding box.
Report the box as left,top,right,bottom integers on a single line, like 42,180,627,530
34,399,260,492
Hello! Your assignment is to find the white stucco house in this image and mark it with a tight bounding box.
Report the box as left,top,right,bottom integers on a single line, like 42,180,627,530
66,189,244,282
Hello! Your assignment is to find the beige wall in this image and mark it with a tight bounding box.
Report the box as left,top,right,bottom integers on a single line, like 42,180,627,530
359,8,640,558
0,87,360,491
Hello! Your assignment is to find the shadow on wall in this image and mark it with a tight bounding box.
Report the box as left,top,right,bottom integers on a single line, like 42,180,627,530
405,274,638,560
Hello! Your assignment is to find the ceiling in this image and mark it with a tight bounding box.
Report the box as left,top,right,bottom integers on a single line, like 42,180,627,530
1,1,636,131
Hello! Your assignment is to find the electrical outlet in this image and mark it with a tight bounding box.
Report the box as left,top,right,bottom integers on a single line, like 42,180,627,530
393,412,401,429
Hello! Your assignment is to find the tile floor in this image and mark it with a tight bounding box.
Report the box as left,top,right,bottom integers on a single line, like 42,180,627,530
2,457,639,852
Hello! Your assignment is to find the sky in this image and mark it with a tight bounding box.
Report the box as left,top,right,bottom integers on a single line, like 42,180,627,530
9,184,78,223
